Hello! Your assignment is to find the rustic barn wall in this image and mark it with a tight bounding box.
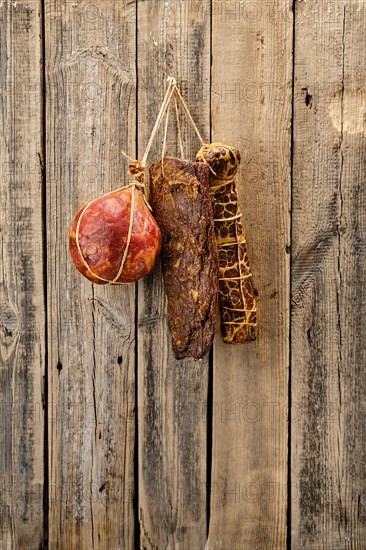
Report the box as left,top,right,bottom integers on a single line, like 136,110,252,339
208,1,292,548
45,1,136,548
1,1,365,549
0,1,45,548
136,2,210,549
292,1,366,547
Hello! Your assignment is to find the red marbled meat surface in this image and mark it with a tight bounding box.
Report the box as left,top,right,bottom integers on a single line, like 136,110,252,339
69,188,161,284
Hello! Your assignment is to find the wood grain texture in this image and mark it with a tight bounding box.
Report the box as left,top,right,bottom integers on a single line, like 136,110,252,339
0,1,44,548
2,0,366,547
291,1,366,547
208,1,292,548
136,1,211,547
45,1,136,547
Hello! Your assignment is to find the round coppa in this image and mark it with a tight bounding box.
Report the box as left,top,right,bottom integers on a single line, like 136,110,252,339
69,187,161,284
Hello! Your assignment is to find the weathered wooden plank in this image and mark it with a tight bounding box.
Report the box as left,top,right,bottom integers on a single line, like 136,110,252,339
136,1,211,547
291,1,366,547
0,1,44,549
45,1,136,547
208,1,292,548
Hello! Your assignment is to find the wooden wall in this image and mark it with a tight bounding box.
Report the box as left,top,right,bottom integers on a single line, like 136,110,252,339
0,1,365,548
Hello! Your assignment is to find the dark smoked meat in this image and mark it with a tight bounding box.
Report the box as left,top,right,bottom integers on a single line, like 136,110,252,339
149,156,219,360
196,144,257,344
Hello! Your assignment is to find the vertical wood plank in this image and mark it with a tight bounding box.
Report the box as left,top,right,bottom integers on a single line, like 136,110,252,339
292,1,366,547
136,1,211,547
0,1,44,548
209,1,292,548
45,1,136,547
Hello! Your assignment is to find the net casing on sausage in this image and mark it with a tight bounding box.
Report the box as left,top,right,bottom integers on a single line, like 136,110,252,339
149,156,219,360
196,144,257,344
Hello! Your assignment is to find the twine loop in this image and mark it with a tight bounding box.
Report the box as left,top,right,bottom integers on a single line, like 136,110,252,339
75,76,209,285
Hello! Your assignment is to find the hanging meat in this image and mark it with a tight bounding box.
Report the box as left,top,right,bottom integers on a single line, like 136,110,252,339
196,143,257,344
149,157,219,360
69,185,161,284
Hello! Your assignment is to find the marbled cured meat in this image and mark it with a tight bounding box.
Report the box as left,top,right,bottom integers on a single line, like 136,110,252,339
69,187,161,284
149,157,219,360
196,144,257,343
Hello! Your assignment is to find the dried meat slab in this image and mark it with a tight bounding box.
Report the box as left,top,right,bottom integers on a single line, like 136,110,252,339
149,156,219,360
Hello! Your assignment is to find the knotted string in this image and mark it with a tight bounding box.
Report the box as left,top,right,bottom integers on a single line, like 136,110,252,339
75,78,179,285
75,77,212,285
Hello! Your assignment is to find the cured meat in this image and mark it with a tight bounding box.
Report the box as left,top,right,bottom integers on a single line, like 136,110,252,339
196,143,257,344
69,186,161,284
149,157,219,360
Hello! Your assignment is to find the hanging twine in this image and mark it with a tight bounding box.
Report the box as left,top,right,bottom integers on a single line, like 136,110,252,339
75,77,178,285
174,92,185,159
172,84,205,146
75,76,220,285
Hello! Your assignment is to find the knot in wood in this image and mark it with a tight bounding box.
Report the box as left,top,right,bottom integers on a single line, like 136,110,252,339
0,302,19,338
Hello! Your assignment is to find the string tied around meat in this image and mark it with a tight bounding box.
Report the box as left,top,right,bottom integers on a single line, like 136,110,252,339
120,76,179,190
75,77,178,285
195,142,241,182
74,183,137,285
75,76,237,286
